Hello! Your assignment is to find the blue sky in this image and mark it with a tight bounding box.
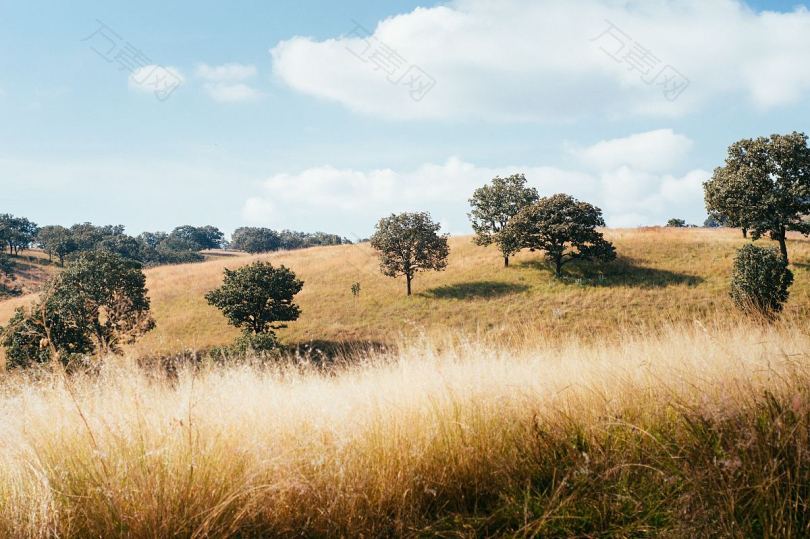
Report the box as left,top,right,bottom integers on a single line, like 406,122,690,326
2,0,809,239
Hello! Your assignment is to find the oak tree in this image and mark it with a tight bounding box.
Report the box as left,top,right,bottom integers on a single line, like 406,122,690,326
205,261,304,338
705,132,810,263
468,174,539,267
507,194,616,277
370,212,449,296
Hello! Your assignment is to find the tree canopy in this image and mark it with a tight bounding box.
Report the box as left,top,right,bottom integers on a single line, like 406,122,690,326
704,131,810,263
506,194,616,276
370,212,449,295
0,214,39,255
205,261,304,336
468,173,539,267
0,250,155,366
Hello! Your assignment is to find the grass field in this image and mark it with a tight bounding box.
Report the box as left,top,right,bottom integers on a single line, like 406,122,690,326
1,228,810,536
0,320,808,536
6,227,810,358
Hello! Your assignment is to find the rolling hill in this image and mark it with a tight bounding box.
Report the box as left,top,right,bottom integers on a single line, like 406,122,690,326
2,227,810,358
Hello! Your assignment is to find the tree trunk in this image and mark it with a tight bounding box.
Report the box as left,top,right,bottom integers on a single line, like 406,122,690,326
742,228,748,239
503,255,509,268
554,257,562,277
406,274,412,296
777,229,789,264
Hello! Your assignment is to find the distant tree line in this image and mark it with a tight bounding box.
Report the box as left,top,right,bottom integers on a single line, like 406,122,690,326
230,227,351,253
36,223,224,266
0,216,351,268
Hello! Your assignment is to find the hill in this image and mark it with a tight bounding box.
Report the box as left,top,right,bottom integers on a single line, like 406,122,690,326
2,227,810,358
2,228,810,535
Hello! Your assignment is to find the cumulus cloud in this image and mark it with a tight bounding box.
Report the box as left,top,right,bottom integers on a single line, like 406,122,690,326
196,62,262,102
243,129,709,234
196,63,257,81
203,82,262,102
270,0,810,121
573,129,693,173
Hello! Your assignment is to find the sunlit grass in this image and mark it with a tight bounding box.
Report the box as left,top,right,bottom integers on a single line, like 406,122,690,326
0,320,807,536
2,228,810,359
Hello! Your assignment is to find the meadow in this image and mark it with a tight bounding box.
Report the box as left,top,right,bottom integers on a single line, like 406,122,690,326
0,320,807,536
5,227,808,357
0,227,809,536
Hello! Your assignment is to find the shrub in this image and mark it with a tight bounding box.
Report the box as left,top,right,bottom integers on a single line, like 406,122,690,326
730,244,793,317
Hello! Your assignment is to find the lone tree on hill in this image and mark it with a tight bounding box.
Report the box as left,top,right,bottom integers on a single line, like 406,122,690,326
666,218,687,228
0,250,155,367
205,261,304,342
506,193,616,277
370,212,449,296
704,131,810,263
468,173,539,267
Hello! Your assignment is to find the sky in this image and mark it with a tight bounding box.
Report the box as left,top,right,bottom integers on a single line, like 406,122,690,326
2,0,809,240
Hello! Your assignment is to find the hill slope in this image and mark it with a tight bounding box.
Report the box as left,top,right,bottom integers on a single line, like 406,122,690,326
2,228,810,357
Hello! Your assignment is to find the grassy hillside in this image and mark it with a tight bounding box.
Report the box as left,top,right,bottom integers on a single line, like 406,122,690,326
0,249,57,297
3,227,810,357
0,321,808,536
2,228,810,536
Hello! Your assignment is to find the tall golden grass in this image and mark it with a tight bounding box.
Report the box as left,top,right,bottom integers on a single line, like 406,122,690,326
0,319,808,536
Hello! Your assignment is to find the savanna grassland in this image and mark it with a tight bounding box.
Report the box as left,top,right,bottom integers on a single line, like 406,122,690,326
4,226,805,357
1,228,810,536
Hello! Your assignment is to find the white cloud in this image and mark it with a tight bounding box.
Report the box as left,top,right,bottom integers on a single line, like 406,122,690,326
574,129,693,173
196,63,257,81
203,82,262,102
243,129,710,233
195,62,262,102
270,0,810,121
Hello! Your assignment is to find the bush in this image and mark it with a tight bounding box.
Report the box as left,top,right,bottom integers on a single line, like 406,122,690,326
730,244,793,317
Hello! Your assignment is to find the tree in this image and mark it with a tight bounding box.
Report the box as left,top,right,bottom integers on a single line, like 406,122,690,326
506,194,616,277
0,214,39,255
97,234,145,262
703,213,726,228
666,218,687,228
69,223,125,251
370,212,449,296
137,231,168,249
37,225,77,264
0,251,155,366
704,132,810,263
730,244,793,318
205,261,304,338
168,225,225,251
468,174,539,267
230,227,282,253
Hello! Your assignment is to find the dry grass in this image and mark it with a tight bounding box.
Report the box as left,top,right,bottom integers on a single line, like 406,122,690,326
0,320,807,536
5,227,810,358
1,229,809,535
